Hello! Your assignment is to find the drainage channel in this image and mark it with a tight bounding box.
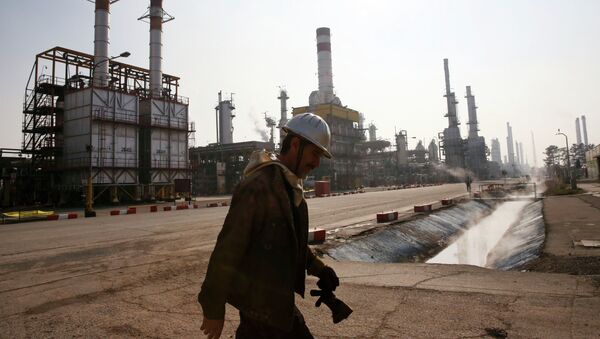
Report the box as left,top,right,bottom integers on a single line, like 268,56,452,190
326,199,545,271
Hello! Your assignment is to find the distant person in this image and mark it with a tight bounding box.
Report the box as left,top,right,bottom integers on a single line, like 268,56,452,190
465,175,472,193
198,113,342,338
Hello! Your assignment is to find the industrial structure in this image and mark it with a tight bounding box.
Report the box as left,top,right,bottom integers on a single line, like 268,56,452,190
506,122,516,168
189,141,274,195
18,0,191,209
440,59,465,169
10,18,507,204
581,115,589,146
491,138,502,164
576,115,590,146
531,131,537,168
428,140,439,163
277,88,289,148
464,86,488,178
215,91,235,144
188,89,275,196
576,117,582,145
291,27,367,189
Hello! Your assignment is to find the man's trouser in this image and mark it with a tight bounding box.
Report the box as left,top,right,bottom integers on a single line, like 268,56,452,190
236,306,313,339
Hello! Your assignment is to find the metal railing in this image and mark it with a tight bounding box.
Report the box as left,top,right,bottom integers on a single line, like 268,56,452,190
92,107,138,124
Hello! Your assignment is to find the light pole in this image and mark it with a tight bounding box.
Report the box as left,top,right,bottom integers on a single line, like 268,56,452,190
556,129,576,190
85,51,130,217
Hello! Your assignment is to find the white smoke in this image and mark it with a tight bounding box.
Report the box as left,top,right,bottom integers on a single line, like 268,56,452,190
433,163,476,181
249,112,269,142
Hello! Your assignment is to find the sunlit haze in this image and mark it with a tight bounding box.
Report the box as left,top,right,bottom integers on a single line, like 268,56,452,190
1,0,598,164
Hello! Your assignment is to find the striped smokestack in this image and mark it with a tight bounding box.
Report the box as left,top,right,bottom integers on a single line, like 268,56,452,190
149,0,163,97
316,27,334,104
93,0,110,87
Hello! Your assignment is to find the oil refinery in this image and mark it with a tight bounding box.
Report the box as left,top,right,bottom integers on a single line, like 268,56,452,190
0,1,591,207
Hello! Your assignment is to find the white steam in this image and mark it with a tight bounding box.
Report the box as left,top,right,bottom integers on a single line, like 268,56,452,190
434,163,476,181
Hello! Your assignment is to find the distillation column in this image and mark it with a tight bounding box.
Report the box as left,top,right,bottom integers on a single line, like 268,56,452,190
441,59,464,168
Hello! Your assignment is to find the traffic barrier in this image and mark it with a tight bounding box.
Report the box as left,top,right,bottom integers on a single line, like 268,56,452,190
47,213,78,220
207,202,219,208
220,202,228,207
441,199,453,206
163,206,172,211
110,208,136,216
376,211,398,223
150,205,158,212
414,204,432,213
308,228,326,244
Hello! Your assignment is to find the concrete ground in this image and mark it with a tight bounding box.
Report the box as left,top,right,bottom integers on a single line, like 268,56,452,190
1,183,599,338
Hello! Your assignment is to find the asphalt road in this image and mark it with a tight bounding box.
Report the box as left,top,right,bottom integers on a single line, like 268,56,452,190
0,184,467,337
3,182,597,338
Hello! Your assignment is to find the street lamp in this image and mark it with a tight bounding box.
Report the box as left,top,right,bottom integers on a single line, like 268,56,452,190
85,51,130,217
556,129,576,190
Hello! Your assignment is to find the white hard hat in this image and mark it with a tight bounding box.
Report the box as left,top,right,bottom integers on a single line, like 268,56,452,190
283,113,332,158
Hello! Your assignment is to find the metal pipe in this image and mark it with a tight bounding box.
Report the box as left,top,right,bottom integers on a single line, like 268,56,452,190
443,59,458,128
149,0,163,97
465,86,479,139
93,0,110,87
444,59,451,96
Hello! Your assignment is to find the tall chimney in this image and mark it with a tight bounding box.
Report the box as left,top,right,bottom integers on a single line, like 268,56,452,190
277,89,289,147
443,59,458,128
465,86,479,139
149,0,163,97
316,27,334,104
531,131,537,168
506,122,515,165
93,0,110,87
581,115,589,145
575,117,582,145
519,142,525,166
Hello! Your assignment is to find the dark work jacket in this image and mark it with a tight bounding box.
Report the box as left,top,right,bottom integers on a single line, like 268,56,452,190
198,164,325,331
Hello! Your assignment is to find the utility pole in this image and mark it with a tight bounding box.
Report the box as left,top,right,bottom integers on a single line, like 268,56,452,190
556,129,576,190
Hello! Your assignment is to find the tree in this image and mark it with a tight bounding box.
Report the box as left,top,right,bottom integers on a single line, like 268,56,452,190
544,145,559,167
570,143,586,168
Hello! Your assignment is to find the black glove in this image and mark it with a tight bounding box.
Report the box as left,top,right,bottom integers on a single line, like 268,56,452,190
317,266,339,292
311,288,333,307
310,288,353,324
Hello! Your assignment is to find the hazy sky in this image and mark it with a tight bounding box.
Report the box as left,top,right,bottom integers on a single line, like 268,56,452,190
1,0,598,165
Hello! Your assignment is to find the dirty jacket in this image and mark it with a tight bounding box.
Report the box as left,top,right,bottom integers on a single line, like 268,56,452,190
198,151,325,331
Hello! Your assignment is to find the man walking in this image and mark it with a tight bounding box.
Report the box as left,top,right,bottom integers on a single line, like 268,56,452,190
198,113,341,338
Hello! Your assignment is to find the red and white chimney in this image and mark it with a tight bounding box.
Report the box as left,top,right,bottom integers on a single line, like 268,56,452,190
93,0,110,87
316,27,334,104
